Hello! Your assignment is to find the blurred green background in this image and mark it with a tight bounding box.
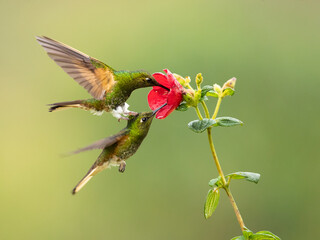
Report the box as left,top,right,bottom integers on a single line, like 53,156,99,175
0,0,319,239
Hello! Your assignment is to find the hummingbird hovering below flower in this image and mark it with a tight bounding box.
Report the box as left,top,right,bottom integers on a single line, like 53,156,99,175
70,106,164,194
36,36,168,119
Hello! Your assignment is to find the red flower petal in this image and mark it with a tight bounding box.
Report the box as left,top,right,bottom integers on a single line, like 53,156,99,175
148,69,185,119
165,69,185,92
152,72,171,88
167,88,183,108
163,69,175,86
152,86,168,94
155,104,176,119
147,89,167,110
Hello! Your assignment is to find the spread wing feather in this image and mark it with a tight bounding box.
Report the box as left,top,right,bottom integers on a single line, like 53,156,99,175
36,36,116,100
69,129,130,155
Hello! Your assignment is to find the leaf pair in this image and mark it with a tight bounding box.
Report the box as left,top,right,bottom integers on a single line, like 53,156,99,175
188,117,243,133
205,172,260,220
201,84,235,100
232,230,280,240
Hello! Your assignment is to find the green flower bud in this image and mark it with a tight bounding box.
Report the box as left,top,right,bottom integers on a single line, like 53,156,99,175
183,89,199,107
213,84,222,96
222,77,236,90
195,73,203,89
222,78,236,98
173,73,190,88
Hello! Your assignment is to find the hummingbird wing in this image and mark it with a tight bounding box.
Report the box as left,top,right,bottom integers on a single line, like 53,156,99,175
71,129,130,194
68,129,130,155
36,36,116,100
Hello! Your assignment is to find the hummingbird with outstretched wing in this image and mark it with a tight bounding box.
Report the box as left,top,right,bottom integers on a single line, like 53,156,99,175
36,36,168,119
70,106,163,194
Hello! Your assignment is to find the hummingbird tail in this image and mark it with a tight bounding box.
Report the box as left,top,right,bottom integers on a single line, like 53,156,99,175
72,168,96,195
72,162,109,194
48,100,84,112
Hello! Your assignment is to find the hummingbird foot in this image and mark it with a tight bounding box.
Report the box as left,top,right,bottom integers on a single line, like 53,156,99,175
126,111,138,116
117,116,129,122
118,161,126,173
122,103,138,116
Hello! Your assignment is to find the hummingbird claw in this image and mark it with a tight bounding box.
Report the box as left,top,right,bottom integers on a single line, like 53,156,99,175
118,116,129,122
119,161,126,173
127,111,138,116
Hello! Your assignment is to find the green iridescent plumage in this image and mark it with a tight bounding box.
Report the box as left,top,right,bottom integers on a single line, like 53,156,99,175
71,111,157,194
36,36,167,119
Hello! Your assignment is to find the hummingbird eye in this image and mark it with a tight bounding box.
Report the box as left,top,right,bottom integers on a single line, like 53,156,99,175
146,78,152,82
141,117,147,122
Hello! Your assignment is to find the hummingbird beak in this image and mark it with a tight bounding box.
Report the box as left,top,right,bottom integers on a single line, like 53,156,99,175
152,103,167,116
155,82,170,91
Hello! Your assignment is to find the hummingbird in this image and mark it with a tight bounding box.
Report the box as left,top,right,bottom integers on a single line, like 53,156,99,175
70,106,163,194
36,36,168,119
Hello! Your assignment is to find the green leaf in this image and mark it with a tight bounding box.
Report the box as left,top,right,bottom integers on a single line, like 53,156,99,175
206,90,219,98
222,87,235,97
251,234,273,240
188,119,217,133
215,117,243,127
231,236,245,240
252,231,280,240
200,85,214,99
201,95,209,101
204,188,220,219
227,172,261,184
208,177,221,187
242,228,253,239
176,102,189,111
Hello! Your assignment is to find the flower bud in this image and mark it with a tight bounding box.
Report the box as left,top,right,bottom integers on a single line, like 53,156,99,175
222,77,236,90
213,84,222,95
222,77,236,98
183,89,199,107
173,73,190,88
195,73,203,89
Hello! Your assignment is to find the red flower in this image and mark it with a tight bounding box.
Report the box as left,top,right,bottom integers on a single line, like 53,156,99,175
148,69,185,119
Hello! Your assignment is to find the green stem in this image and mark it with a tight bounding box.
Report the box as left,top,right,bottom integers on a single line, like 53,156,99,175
186,83,193,90
201,98,246,232
195,106,203,120
225,187,246,231
200,100,210,118
212,97,222,119
207,128,227,185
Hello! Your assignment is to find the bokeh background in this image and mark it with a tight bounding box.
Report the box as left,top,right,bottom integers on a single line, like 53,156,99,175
0,0,319,239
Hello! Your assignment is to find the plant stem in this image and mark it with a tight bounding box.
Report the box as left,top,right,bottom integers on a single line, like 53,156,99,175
207,128,226,185
195,106,203,120
200,100,210,118
225,187,246,231
201,98,246,232
212,97,222,119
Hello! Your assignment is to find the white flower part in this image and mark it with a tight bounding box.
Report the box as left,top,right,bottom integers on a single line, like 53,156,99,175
111,108,123,119
122,103,130,114
90,110,104,116
111,103,130,119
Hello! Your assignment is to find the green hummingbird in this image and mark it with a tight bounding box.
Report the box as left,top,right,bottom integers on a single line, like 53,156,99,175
70,106,163,194
36,36,168,119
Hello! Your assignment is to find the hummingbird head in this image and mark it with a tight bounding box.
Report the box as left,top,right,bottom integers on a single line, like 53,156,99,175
127,111,155,134
127,104,166,136
131,70,170,91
